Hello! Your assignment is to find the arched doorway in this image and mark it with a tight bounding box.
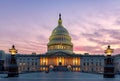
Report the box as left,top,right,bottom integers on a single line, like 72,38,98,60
59,62,62,66
67,65,72,71
49,65,54,71
58,57,62,66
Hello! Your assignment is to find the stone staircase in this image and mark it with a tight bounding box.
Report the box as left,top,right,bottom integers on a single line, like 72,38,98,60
53,66,68,71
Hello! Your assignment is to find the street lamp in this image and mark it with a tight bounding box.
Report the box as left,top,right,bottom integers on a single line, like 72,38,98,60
103,45,115,78
104,45,113,56
8,45,19,77
9,45,17,55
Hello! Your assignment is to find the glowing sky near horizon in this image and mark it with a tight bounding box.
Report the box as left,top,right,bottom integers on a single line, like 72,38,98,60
0,0,120,55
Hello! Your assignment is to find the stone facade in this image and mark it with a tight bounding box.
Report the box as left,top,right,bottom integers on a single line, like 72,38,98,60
114,54,120,74
14,53,105,73
81,54,104,73
16,54,40,73
0,50,5,72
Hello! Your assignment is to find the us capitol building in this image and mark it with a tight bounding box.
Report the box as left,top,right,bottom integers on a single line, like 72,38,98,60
1,14,120,74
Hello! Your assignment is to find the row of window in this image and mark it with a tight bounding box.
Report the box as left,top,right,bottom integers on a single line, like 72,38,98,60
19,62,38,66
82,68,103,72
83,59,102,61
83,62,102,66
19,67,38,72
18,58,38,61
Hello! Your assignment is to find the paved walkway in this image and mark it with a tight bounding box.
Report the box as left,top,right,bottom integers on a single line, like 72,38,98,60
0,72,120,81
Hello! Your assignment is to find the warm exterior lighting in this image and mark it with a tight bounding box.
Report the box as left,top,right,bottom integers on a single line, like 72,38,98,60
104,45,113,56
76,60,78,63
9,45,17,55
43,60,46,63
59,57,61,62
43,59,46,65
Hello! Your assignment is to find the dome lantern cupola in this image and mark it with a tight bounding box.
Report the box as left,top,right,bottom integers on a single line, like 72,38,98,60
47,14,73,54
58,13,62,25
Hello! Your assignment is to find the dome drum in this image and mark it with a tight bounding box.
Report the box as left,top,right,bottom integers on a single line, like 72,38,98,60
48,45,73,51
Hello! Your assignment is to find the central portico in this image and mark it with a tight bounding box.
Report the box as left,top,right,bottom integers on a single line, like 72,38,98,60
39,14,81,71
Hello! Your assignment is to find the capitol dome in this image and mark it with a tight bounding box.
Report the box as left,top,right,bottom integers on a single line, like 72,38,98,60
47,14,73,54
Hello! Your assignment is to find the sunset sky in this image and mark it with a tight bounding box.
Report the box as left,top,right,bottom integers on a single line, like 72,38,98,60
0,0,120,55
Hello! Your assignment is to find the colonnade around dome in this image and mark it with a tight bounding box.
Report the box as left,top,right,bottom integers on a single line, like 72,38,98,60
48,45,73,52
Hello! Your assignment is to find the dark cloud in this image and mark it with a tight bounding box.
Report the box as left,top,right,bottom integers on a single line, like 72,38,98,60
88,38,107,45
88,38,120,45
100,29,120,40
82,31,102,38
81,28,120,45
